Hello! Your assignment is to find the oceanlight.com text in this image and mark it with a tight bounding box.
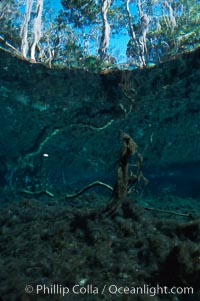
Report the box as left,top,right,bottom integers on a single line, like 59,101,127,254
25,283,194,297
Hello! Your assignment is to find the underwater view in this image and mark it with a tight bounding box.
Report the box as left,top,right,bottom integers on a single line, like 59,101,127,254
0,0,200,300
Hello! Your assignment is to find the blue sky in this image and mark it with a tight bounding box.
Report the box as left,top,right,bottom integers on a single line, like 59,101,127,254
49,0,62,14
47,0,130,63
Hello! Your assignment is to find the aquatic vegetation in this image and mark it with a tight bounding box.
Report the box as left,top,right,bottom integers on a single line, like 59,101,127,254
0,40,200,301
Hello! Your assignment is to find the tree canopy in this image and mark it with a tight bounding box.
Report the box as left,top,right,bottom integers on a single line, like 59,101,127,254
0,0,200,70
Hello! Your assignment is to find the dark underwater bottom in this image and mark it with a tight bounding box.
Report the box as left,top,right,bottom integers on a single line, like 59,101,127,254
0,193,199,301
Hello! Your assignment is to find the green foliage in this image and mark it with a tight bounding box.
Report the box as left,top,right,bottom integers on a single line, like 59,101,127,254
127,0,200,66
81,55,103,71
61,0,100,27
0,0,21,48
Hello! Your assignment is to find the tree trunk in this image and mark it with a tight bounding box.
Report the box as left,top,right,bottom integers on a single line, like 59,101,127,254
31,0,43,61
99,0,111,60
20,0,33,58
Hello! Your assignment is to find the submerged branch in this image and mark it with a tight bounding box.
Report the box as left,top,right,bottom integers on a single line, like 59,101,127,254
65,181,113,199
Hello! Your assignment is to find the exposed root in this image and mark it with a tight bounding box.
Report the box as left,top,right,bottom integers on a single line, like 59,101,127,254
21,189,54,197
65,181,113,199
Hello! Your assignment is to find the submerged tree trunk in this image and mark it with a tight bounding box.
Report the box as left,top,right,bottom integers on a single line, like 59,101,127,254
103,133,138,215
99,0,111,60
